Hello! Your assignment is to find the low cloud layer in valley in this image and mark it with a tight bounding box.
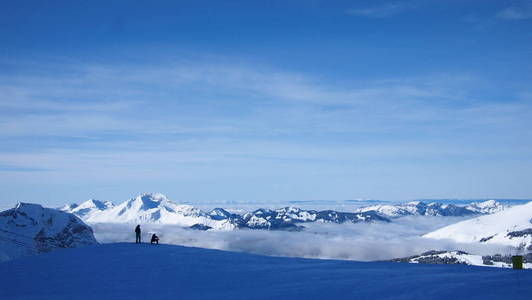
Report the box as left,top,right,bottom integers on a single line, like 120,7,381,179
92,216,513,261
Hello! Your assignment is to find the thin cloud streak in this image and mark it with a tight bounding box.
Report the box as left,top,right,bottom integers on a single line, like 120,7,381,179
1,58,531,203
346,1,420,18
496,4,532,20
0,61,525,138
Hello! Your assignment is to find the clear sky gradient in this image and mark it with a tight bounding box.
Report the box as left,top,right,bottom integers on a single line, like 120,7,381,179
1,0,532,207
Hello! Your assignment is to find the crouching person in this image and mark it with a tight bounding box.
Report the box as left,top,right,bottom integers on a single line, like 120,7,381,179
151,233,159,245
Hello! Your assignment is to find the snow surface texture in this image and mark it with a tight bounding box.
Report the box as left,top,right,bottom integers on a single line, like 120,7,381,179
0,243,530,300
0,203,97,262
424,201,532,251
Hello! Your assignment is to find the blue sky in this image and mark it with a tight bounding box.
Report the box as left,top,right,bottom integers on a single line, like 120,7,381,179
1,0,532,207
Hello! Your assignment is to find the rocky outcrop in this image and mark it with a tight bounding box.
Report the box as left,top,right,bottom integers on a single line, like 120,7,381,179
0,203,97,261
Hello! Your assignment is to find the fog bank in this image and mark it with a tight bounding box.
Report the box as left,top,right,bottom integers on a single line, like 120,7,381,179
91,216,513,261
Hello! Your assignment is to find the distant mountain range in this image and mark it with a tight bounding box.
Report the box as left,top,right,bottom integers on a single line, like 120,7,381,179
1,195,530,267
355,199,505,217
59,193,511,231
60,193,390,230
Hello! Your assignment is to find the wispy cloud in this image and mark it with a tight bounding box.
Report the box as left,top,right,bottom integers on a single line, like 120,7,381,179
1,59,529,151
496,3,532,20
0,61,487,139
346,2,419,18
1,57,531,204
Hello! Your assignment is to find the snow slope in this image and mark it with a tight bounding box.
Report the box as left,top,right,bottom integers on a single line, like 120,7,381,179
0,243,530,300
0,203,97,262
424,201,532,250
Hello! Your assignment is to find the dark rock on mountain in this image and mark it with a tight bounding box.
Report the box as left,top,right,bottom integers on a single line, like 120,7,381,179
0,203,98,261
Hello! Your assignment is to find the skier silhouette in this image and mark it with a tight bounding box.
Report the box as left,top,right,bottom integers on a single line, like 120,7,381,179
135,225,141,243
150,233,159,245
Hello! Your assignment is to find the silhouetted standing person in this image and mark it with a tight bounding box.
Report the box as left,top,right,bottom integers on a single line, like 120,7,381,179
135,225,141,243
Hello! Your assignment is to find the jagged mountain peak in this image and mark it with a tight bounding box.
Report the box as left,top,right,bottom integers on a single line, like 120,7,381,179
79,199,114,210
60,203,78,211
83,193,236,230
136,192,169,202
124,193,180,211
60,198,114,219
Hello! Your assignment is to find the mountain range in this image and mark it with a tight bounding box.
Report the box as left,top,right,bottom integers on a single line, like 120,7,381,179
61,193,390,230
355,199,505,217
60,193,509,231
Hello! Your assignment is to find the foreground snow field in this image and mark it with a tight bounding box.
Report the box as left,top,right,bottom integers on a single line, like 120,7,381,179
1,243,531,300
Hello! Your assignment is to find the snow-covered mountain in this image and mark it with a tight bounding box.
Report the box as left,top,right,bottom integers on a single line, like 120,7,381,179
60,203,79,211
63,193,390,230
391,250,532,269
61,199,114,219
0,203,97,262
240,207,389,230
423,201,532,250
355,200,504,218
62,193,514,233
465,200,505,214
60,193,514,232
82,193,237,230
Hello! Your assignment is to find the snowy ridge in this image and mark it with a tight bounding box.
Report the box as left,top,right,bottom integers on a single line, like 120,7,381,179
391,250,532,269
240,207,389,230
423,201,532,250
63,193,390,230
61,194,510,231
466,200,505,214
62,199,114,219
81,193,237,230
355,200,505,217
0,203,97,262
